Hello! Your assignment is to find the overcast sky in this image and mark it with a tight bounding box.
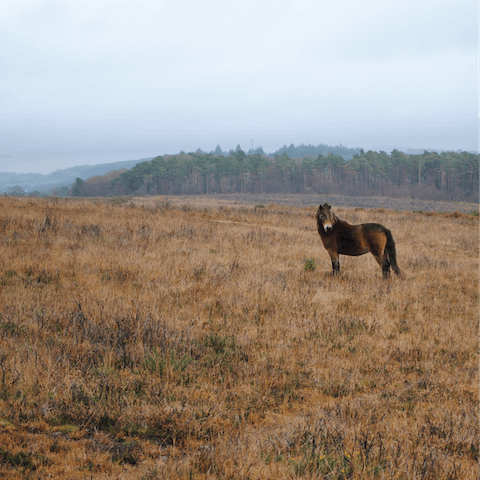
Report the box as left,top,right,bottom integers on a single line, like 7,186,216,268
0,0,478,173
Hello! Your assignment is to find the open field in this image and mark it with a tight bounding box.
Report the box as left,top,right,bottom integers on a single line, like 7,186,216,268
0,195,478,479
137,193,479,214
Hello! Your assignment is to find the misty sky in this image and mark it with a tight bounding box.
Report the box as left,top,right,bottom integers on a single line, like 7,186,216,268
1,0,478,173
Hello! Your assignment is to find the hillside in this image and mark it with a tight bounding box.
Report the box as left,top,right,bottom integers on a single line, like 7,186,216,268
0,157,154,193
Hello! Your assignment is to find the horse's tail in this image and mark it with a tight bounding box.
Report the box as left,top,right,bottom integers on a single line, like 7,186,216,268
385,228,402,275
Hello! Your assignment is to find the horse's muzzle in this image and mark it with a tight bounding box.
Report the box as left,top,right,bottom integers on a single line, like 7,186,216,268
324,223,333,232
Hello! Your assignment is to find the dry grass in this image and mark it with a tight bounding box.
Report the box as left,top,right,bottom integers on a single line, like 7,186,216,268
0,196,478,479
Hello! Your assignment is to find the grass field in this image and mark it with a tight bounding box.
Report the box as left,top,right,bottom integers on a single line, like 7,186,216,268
0,196,478,479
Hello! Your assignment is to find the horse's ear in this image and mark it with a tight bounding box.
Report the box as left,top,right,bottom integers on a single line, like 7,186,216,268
327,204,331,210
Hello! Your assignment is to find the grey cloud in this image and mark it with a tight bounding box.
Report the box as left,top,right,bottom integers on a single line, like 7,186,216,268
0,0,477,173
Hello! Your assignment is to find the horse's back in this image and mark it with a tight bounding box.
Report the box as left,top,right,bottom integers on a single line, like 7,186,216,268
361,222,387,233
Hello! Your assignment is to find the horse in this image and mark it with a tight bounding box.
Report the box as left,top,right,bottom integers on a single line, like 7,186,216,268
315,203,401,278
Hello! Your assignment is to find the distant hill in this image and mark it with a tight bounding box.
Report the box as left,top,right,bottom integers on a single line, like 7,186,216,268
0,143,363,192
194,143,362,160
269,143,361,160
2,143,475,194
0,157,154,193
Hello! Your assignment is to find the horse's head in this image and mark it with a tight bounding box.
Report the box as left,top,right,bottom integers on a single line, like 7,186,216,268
316,203,335,232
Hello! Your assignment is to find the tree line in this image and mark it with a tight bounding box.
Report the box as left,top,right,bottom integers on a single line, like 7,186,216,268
70,149,478,202
198,142,361,161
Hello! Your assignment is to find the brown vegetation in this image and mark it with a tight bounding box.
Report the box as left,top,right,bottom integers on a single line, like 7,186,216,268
0,196,478,479
79,170,128,197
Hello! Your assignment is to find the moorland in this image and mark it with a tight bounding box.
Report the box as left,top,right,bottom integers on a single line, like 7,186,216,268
0,195,478,479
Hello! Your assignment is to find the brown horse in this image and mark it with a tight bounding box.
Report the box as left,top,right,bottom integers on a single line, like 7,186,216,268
316,203,401,278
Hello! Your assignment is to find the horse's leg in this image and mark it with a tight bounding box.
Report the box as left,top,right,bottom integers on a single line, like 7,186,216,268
369,232,391,279
372,252,390,278
333,260,340,276
328,251,340,276
382,257,391,278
